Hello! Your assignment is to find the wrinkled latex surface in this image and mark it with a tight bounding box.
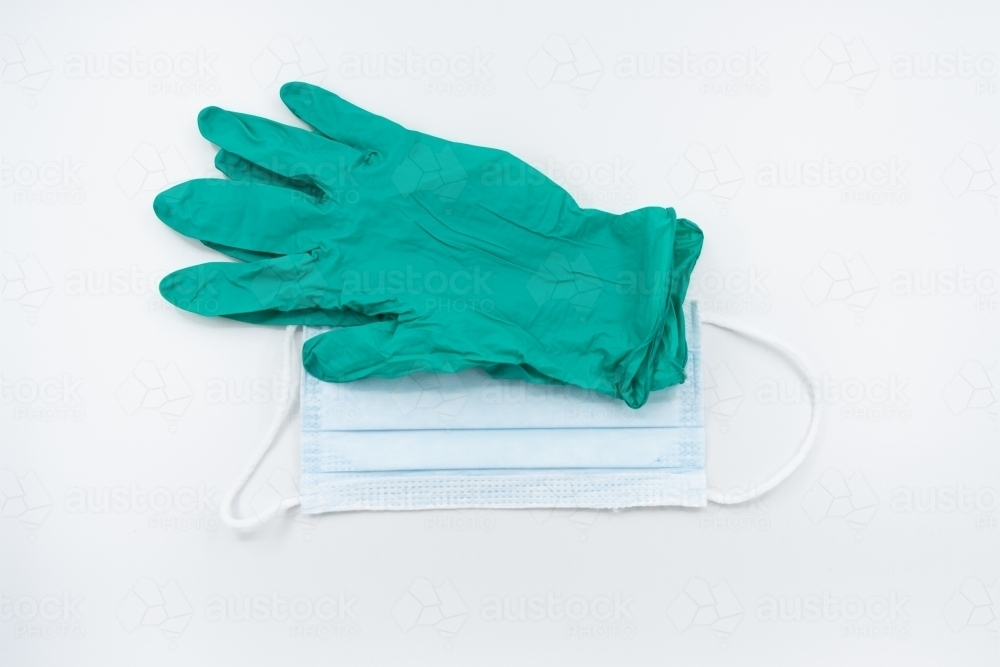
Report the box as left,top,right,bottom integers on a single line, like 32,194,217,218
156,83,703,407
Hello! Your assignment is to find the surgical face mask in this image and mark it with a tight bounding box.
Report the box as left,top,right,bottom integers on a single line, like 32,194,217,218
220,302,819,529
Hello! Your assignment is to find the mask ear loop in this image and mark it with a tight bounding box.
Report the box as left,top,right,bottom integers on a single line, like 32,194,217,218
219,325,301,531
700,312,820,505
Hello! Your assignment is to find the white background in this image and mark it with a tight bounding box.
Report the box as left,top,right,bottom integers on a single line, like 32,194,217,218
2,1,999,664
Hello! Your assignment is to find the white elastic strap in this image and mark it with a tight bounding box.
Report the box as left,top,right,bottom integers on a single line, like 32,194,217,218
700,312,820,505
220,325,301,531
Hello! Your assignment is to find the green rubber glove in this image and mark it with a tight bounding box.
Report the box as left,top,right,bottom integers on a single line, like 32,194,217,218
156,83,702,408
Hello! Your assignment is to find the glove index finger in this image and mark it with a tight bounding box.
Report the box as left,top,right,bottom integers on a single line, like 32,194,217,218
160,253,408,321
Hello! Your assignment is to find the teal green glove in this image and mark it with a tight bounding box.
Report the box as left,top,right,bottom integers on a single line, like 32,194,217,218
156,83,702,408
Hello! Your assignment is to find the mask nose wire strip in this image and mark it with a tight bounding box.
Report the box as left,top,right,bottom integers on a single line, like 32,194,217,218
219,325,302,531
700,312,820,505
